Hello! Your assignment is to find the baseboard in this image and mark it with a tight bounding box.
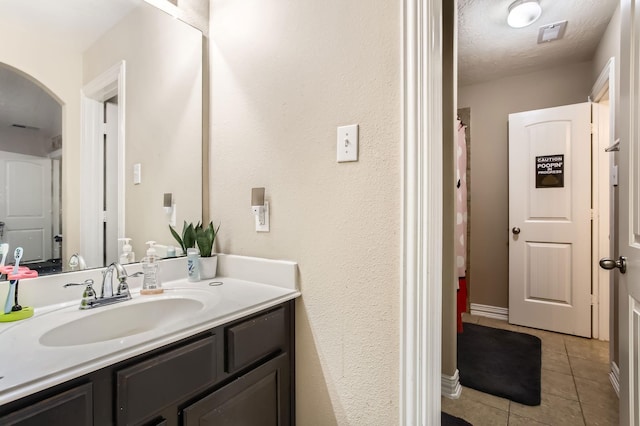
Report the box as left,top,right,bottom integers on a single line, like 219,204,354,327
469,303,509,321
609,361,620,397
441,369,462,399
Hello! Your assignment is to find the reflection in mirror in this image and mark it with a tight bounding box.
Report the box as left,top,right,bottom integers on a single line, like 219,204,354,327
0,0,203,275
0,67,63,272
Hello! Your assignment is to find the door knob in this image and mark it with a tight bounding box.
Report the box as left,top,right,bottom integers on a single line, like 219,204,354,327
599,256,627,274
512,227,521,235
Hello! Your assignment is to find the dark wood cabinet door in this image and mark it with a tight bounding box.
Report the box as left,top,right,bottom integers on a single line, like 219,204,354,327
226,307,286,373
183,353,290,426
117,334,217,425
0,382,92,426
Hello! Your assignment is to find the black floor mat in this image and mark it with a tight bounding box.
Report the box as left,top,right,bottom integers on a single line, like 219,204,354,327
457,323,541,406
442,412,473,425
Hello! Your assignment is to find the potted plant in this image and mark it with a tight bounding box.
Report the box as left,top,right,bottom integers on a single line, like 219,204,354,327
169,221,197,255
169,221,221,279
195,221,221,279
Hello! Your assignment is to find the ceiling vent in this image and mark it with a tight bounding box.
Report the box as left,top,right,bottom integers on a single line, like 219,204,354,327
537,21,568,44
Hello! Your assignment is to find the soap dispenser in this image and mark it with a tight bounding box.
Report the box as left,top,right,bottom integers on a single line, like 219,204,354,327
141,241,163,295
118,238,135,264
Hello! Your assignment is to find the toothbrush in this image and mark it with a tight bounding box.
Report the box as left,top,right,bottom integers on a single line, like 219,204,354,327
4,247,22,314
0,243,9,269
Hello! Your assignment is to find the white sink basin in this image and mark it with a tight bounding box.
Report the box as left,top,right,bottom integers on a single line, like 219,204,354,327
39,297,204,347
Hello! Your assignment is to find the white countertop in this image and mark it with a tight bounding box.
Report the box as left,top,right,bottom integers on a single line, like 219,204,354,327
0,254,300,406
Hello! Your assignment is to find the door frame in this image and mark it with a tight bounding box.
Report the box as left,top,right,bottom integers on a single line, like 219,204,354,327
590,57,616,342
401,0,443,424
80,60,126,268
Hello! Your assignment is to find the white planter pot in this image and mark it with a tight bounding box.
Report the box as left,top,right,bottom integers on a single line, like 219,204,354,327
198,255,218,280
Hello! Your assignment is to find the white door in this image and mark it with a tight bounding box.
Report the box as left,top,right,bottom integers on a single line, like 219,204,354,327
508,103,592,337
104,100,119,265
0,151,52,263
609,0,640,423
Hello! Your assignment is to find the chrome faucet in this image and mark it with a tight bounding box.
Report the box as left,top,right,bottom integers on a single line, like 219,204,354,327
68,253,86,271
101,262,129,298
64,262,140,310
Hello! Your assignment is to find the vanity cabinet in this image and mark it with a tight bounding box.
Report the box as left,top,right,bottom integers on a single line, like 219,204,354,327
0,301,294,426
0,383,93,425
116,335,219,425
182,353,290,426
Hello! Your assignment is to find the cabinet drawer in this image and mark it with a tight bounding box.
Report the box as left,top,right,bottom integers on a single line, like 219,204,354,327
116,334,217,425
0,382,92,426
226,307,286,373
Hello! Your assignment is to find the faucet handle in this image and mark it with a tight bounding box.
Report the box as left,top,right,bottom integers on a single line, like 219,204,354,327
117,280,131,297
63,278,95,289
64,279,97,309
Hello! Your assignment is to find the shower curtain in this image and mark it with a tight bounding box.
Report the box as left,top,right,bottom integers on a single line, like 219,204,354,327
456,118,468,279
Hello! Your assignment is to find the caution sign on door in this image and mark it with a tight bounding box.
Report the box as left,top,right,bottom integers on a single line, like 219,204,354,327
535,154,564,188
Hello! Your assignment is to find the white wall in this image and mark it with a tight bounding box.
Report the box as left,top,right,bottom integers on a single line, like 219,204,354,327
458,60,594,309
210,0,401,423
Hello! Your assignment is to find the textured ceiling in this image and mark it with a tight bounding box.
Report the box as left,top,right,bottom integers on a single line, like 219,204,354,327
458,0,619,86
0,66,61,138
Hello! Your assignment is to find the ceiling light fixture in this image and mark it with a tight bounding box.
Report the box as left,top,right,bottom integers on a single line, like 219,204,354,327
507,0,543,28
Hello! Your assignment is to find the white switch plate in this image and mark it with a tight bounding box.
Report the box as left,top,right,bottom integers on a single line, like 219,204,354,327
133,163,142,185
337,124,358,162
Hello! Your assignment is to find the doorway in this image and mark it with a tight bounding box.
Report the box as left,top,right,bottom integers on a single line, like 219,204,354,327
80,61,125,269
450,0,619,421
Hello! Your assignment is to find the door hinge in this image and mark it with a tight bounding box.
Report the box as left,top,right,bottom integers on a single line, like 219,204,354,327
590,209,596,220
102,211,108,222
590,122,595,134
591,294,598,306
102,123,108,135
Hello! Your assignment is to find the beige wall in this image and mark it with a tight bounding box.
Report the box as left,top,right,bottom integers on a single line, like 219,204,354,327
0,18,83,263
210,0,401,423
83,4,203,258
593,5,621,82
458,61,594,308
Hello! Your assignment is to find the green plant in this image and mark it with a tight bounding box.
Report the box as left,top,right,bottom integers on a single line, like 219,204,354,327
169,221,197,254
195,221,220,257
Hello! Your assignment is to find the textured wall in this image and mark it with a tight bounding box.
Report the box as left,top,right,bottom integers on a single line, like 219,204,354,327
458,61,594,309
593,5,620,82
210,0,401,423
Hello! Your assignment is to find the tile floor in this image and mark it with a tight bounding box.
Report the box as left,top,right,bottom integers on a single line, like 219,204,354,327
442,313,619,425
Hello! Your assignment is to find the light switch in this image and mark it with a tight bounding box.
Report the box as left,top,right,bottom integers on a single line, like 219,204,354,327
337,124,358,162
133,163,141,185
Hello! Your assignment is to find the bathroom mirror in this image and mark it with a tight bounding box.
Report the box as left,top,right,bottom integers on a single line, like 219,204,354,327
0,0,203,274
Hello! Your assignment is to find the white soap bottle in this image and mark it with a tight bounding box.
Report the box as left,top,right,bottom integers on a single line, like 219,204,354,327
118,238,135,264
141,241,163,295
